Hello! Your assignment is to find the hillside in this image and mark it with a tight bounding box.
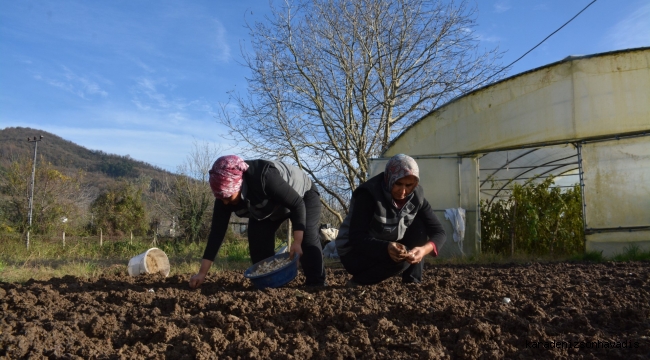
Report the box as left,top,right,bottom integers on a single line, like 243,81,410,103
0,126,175,194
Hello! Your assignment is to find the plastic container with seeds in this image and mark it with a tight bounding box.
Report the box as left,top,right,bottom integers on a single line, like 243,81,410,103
244,253,299,289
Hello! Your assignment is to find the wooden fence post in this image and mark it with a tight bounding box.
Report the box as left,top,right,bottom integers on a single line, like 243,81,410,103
287,220,292,248
63,231,65,248
100,228,103,247
510,201,517,257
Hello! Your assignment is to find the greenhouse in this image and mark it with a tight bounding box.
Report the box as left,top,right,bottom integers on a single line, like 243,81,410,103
370,47,650,257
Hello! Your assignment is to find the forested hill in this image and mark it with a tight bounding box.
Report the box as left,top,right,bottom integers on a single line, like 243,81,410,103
0,127,174,190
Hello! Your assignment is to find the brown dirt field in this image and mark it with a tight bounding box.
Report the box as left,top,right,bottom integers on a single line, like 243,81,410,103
1,261,649,359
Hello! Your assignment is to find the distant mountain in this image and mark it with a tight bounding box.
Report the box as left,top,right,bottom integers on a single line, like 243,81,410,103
0,127,175,194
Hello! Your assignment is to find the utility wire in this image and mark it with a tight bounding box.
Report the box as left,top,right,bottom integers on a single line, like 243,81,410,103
478,0,598,88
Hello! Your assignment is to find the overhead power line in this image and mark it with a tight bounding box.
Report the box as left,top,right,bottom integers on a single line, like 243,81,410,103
479,0,598,87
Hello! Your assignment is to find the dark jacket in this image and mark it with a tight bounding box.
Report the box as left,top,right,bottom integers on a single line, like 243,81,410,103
234,160,312,221
335,173,446,257
202,159,312,261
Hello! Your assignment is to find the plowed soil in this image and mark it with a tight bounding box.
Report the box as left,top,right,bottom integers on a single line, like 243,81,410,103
1,261,649,359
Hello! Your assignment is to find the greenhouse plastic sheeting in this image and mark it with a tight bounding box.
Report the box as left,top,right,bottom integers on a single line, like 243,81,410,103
583,137,650,228
582,136,650,255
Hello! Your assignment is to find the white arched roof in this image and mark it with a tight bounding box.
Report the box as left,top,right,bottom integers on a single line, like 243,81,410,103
383,47,650,158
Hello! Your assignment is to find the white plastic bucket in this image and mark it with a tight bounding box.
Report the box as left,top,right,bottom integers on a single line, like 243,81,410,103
127,248,170,277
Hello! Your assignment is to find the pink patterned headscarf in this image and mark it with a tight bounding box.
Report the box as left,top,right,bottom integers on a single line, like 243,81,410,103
209,155,249,199
384,154,420,191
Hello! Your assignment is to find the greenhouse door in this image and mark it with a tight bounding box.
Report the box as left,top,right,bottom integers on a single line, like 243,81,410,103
580,136,650,256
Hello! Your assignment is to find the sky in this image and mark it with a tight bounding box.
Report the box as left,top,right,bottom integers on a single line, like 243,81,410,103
1,0,648,172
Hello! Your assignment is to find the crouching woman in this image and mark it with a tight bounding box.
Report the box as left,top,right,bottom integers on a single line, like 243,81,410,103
335,154,446,286
189,155,326,288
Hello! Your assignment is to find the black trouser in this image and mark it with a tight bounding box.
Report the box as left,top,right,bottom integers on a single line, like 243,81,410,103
340,216,429,285
246,185,326,286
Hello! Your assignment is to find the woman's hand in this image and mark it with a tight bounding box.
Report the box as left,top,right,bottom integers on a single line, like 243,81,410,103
189,259,213,289
189,273,206,289
289,230,304,260
404,243,435,264
405,247,426,264
388,242,411,262
388,242,434,264
289,241,303,259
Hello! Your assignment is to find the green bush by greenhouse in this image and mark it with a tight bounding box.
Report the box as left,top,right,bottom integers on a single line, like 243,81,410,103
480,178,584,256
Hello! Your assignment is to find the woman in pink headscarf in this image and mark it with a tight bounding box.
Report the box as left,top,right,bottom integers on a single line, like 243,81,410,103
189,155,326,288
335,154,446,286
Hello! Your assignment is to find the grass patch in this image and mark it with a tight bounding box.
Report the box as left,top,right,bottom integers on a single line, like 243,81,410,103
219,237,252,262
569,250,605,262
426,251,580,265
563,246,650,263
0,260,106,282
612,245,650,262
0,233,289,283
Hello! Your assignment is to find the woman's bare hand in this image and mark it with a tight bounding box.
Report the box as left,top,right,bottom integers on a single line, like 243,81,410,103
289,241,303,260
388,242,411,262
189,273,206,289
405,246,426,264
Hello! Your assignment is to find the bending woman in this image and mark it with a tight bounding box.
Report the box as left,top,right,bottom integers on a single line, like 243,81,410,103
335,154,446,285
189,155,326,288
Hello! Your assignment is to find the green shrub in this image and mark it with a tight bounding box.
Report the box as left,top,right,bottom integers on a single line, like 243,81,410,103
90,181,148,236
481,177,584,257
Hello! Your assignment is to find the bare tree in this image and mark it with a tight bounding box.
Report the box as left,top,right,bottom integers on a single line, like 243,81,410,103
152,141,222,243
219,0,504,222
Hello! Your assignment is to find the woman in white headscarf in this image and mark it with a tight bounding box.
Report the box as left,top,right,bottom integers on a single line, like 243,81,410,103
335,154,446,286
